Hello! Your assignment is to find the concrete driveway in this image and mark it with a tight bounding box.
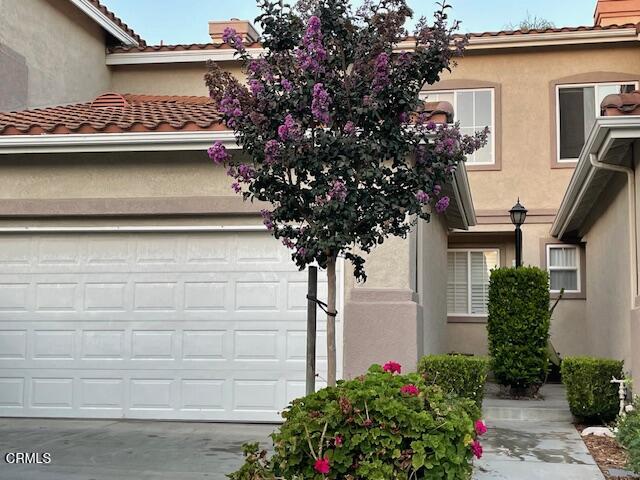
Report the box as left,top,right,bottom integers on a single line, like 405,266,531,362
0,418,275,480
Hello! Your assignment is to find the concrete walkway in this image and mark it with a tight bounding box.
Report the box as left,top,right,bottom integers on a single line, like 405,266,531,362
474,383,604,479
0,418,274,480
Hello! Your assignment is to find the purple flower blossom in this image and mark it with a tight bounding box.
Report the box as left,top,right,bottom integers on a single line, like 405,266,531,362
231,182,241,193
247,59,272,81
207,141,230,164
222,27,245,52
260,209,274,231
248,79,264,96
343,121,356,135
435,196,450,214
399,112,409,123
311,83,331,124
433,184,442,195
426,120,437,131
296,16,326,73
278,114,300,141
282,237,295,249
264,140,280,165
415,190,429,203
219,94,243,128
281,78,293,92
328,180,347,202
372,52,390,93
237,163,255,180
297,247,307,258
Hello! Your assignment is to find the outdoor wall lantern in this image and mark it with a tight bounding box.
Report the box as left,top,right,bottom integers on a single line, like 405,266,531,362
509,199,528,268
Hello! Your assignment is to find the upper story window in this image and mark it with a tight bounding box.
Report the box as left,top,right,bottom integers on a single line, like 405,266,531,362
546,245,581,293
447,249,499,316
422,88,495,165
557,82,637,162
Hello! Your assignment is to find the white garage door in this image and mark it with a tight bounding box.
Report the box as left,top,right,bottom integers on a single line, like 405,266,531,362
0,230,336,421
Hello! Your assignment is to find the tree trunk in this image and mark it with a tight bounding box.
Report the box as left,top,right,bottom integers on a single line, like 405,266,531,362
326,256,337,386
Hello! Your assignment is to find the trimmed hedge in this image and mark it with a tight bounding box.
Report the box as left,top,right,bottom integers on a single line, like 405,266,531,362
617,397,640,473
487,267,551,393
418,354,490,407
561,356,623,422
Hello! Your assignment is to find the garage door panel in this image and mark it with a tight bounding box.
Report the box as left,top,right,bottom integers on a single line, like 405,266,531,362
0,232,337,421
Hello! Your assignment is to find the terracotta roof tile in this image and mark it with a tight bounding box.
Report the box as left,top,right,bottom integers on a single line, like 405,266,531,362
107,23,638,54
0,93,225,135
87,0,146,46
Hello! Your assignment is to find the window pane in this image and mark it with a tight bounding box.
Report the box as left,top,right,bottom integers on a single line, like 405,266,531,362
474,129,493,165
550,270,578,291
559,87,589,159
456,91,474,127
597,84,636,107
447,252,469,314
469,251,498,315
475,90,492,126
549,247,577,267
424,91,454,105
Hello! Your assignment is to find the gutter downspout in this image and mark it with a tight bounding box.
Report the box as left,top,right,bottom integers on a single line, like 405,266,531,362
589,153,638,308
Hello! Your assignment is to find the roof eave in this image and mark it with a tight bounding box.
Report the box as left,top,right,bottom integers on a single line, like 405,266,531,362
551,116,640,239
106,27,640,66
0,130,237,154
446,162,476,230
69,0,141,46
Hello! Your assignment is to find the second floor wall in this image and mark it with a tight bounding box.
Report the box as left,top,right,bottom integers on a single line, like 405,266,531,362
0,0,112,111
423,44,640,214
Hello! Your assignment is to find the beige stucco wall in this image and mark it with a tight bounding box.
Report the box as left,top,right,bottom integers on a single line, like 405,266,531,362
437,45,640,357
582,175,632,369
420,214,449,355
0,151,231,199
436,45,640,213
0,0,111,110
110,62,245,97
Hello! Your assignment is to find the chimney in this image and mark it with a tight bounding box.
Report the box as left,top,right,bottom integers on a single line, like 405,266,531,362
594,0,640,26
209,19,259,45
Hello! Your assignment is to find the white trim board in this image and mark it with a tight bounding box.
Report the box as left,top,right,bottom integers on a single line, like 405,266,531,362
105,28,640,66
0,131,238,154
68,0,141,46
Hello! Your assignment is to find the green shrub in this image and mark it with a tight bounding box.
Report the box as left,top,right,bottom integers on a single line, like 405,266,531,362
561,356,623,422
417,354,490,407
228,363,486,480
487,267,551,393
617,397,640,473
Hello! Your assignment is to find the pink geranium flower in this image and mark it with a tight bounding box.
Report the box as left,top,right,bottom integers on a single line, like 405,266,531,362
475,420,487,436
400,384,420,396
335,434,343,446
471,440,483,459
314,457,330,474
383,361,402,374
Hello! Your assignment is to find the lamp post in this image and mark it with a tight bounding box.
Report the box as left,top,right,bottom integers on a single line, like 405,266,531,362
509,199,528,268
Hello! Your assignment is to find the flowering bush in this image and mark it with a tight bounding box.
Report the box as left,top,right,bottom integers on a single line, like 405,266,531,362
228,363,485,479
617,397,640,473
205,0,488,385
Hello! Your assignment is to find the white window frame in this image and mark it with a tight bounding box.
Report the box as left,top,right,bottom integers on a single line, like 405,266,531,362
420,88,496,166
546,244,581,293
556,81,639,163
447,248,500,317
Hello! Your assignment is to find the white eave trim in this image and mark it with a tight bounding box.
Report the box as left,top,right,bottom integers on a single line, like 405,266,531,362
449,163,476,230
105,28,639,66
106,48,266,65
0,130,238,154
69,0,141,46
551,116,640,238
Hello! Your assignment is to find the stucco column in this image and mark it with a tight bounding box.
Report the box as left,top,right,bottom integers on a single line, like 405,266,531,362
343,288,423,378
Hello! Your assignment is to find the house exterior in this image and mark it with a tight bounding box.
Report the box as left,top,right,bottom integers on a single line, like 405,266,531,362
1,0,639,422
0,0,474,422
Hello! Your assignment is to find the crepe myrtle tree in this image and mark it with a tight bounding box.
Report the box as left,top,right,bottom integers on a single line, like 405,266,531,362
205,0,488,386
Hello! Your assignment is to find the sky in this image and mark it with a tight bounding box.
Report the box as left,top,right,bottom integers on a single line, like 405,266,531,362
101,0,596,46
